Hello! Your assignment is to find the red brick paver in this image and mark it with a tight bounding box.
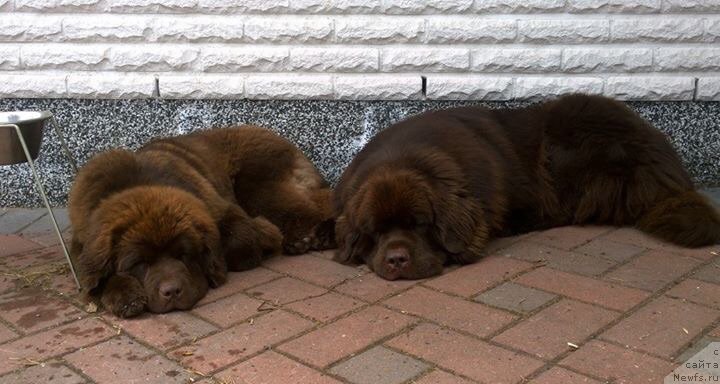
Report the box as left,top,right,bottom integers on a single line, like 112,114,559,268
516,267,649,311
529,367,602,384
666,279,720,308
601,296,719,359
196,267,280,306
575,237,645,263
493,299,619,359
384,286,516,337
0,235,40,258
604,250,700,291
423,256,534,297
110,311,218,351
560,340,676,383
411,370,475,384
0,360,87,384
334,272,419,302
0,289,84,332
285,291,364,322
216,351,341,384
387,323,544,383
173,309,313,374
0,318,114,375
499,241,616,276
527,225,612,251
248,276,327,305
2,216,719,383
278,306,415,368
192,292,263,327
263,253,363,287
602,228,719,260
65,336,193,383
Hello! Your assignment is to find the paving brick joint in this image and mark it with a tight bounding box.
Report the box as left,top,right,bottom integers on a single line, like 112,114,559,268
0,208,719,383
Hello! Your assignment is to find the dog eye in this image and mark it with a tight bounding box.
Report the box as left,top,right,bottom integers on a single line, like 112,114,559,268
128,262,148,279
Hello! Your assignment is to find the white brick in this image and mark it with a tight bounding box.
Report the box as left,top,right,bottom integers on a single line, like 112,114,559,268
197,0,287,12
152,16,242,42
567,0,660,13
160,74,244,99
381,48,469,72
245,74,333,99
22,45,108,70
611,18,704,42
106,0,196,12
605,76,695,101
426,75,513,100
16,0,99,11
0,74,66,98
334,75,421,100
696,78,720,101
474,0,564,12
63,16,151,42
0,15,62,42
244,17,332,43
471,48,560,72
562,48,652,72
335,17,424,43
0,45,20,69
663,0,720,12
706,19,720,42
66,73,155,98
109,46,198,71
289,0,380,13
655,48,720,71
383,0,472,14
426,18,516,43
514,77,604,99
290,47,378,72
200,47,288,72
519,20,609,43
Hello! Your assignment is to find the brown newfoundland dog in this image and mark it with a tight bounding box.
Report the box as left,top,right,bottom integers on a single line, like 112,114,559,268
69,126,334,317
334,94,720,280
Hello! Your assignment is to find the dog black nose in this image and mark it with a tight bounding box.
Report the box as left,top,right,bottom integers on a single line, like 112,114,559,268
159,281,182,300
385,247,410,270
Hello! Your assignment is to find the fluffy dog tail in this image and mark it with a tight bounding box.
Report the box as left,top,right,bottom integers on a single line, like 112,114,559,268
636,190,720,247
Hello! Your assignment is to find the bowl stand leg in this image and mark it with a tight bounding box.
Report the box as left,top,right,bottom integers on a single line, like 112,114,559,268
0,123,81,291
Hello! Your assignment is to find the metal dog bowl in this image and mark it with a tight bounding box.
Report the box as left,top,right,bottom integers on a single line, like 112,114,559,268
0,110,80,289
0,111,51,165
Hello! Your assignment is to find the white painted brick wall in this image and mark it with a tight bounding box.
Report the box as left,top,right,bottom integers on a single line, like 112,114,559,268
160,74,244,99
697,77,720,100
471,48,561,72
66,72,156,98
0,3,719,100
605,76,696,100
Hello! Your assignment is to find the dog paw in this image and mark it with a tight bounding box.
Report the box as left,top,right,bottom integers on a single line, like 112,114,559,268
113,294,148,318
284,236,313,255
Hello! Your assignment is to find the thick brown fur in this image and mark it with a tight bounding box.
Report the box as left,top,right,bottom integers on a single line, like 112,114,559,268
69,126,334,317
334,94,720,280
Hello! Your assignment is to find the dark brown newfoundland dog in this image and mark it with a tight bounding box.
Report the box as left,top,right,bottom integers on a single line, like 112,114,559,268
334,94,720,280
69,126,334,317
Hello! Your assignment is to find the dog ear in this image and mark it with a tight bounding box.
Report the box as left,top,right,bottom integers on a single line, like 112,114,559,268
333,215,367,264
192,220,227,288
75,220,122,295
431,192,488,264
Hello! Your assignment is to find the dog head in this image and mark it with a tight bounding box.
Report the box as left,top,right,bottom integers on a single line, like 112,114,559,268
77,186,226,313
334,165,484,280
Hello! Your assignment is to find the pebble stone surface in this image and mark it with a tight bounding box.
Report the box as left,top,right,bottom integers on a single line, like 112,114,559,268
0,98,718,207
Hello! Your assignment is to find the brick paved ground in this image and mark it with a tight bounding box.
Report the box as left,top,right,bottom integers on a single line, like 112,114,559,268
1,204,719,384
